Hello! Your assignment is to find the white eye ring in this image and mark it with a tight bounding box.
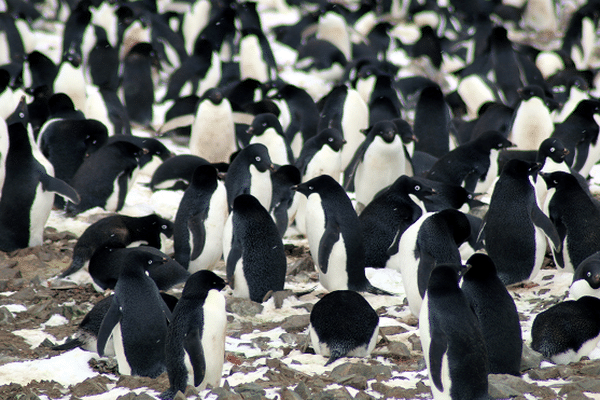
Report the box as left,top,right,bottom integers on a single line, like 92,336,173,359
328,137,333,142
148,260,152,265
162,224,167,230
587,271,592,278
308,186,314,190
415,185,420,191
550,147,555,152
255,156,261,162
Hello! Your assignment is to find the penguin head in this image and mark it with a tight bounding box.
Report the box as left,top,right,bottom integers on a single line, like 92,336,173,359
181,270,226,299
272,164,301,187
474,130,513,151
291,174,337,197
317,128,345,152
517,85,546,102
502,159,541,178
121,249,168,278
539,171,575,190
245,143,274,173
538,138,569,164
144,214,174,238
247,113,283,137
370,120,398,143
392,119,417,144
573,99,600,118
394,176,435,200
190,164,219,192
463,253,498,281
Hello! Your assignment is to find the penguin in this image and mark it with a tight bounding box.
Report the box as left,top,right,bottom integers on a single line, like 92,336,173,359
531,296,600,364
149,154,220,191
105,134,172,177
65,141,144,215
530,138,571,209
224,143,274,211
88,245,188,291
226,194,287,303
419,264,490,400
292,175,392,294
344,120,408,210
96,249,172,378
87,25,119,91
122,42,157,127
189,88,236,164
413,84,453,159
158,95,200,137
25,50,58,91
239,28,278,83
359,175,434,269
489,26,523,108
411,25,443,70
482,160,562,285
269,164,301,237
560,0,599,70
161,270,227,399
0,123,80,252
247,113,294,166
84,85,132,136
461,253,522,376
173,165,228,273
541,171,600,273
508,85,554,151
52,292,179,355
59,213,174,278
308,290,379,366
295,39,347,83
470,102,514,141
426,131,513,195
570,252,600,300
389,209,471,317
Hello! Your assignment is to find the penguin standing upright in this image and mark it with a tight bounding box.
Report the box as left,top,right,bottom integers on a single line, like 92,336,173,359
482,160,562,285
174,165,228,273
293,175,391,294
461,253,522,376
247,113,294,166
420,264,489,400
541,171,600,273
189,88,236,164
239,28,278,83
269,164,301,237
389,209,471,316
226,194,287,303
309,290,379,365
161,270,227,399
413,84,452,159
96,249,173,378
121,42,157,127
508,85,554,151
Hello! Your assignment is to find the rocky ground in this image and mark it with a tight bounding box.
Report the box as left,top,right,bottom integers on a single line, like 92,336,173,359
0,226,600,400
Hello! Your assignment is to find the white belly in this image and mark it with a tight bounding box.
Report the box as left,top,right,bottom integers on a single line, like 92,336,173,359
232,258,250,299
190,100,236,163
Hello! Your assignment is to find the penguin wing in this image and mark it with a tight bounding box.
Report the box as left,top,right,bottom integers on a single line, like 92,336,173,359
429,324,448,393
226,235,243,289
184,328,206,387
116,168,135,211
40,173,81,204
531,205,562,256
96,297,122,356
318,219,341,274
188,211,208,260
342,140,369,191
462,168,481,194
416,250,435,298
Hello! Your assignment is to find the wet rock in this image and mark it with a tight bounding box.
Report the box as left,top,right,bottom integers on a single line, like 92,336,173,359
226,298,264,317
281,315,310,332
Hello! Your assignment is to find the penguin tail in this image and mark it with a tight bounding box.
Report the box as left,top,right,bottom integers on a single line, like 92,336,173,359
325,350,345,366
51,337,83,351
364,283,398,296
58,257,85,277
294,285,319,297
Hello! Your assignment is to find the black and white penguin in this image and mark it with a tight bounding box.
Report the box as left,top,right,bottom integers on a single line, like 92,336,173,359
531,296,600,364
269,164,301,237
0,123,80,252
529,138,571,209
570,252,600,300
344,120,408,210
295,39,347,83
461,253,522,376
224,143,274,211
87,25,119,91
390,209,471,316
84,85,132,136
96,249,172,378
58,213,174,278
189,88,236,164
226,194,287,303
161,270,227,399
541,171,600,273
121,42,157,127
359,175,433,270
489,26,523,108
426,131,513,195
508,85,554,151
419,264,489,400
482,159,562,285
65,141,144,215
413,84,453,159
239,28,278,83
292,175,392,294
149,155,220,192
247,113,294,166
309,290,379,365
174,165,228,273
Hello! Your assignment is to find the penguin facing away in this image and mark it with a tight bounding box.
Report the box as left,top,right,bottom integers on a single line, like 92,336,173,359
161,270,227,399
461,253,522,376
226,194,287,303
419,264,490,400
292,174,392,295
96,249,173,378
570,252,600,300
309,290,379,365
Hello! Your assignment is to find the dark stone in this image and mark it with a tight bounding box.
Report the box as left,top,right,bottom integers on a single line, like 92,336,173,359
281,315,310,332
226,298,264,316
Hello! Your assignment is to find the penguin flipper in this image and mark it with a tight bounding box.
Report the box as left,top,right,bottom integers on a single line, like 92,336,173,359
51,336,84,351
342,141,368,191
417,251,435,299
40,174,81,204
462,169,480,194
184,328,206,387
189,211,208,260
96,298,122,356
226,235,243,289
429,325,448,392
386,228,402,256
318,220,341,274
531,205,562,253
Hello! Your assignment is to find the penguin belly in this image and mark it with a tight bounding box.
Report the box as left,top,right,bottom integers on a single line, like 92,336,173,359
530,226,549,281
340,90,369,170
200,290,227,388
396,216,428,317
509,99,553,150
249,165,272,210
28,184,54,247
250,130,289,166
473,149,499,195
190,101,236,163
232,258,251,299
551,334,600,365
111,322,132,376
318,240,350,292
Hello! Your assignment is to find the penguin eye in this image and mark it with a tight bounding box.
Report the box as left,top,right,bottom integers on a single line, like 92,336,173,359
262,122,267,127
328,137,333,142
148,260,153,265
308,185,314,190
550,147,555,152
587,271,592,278
414,185,420,191
162,224,168,230
255,156,261,162
553,179,558,185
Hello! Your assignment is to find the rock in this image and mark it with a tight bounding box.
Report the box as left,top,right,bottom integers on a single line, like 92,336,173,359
281,388,304,400
310,387,353,400
0,307,15,324
488,374,557,399
281,315,310,332
528,367,561,381
521,344,543,371
407,334,421,351
565,392,592,400
294,381,311,399
559,377,600,394
233,382,266,397
330,362,392,381
385,341,412,360
226,298,264,316
370,381,430,399
70,376,111,397
173,391,187,400
272,290,295,308
211,387,243,400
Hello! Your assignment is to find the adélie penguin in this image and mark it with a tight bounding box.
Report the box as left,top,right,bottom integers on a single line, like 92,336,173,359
161,270,227,399
292,175,394,295
569,251,600,300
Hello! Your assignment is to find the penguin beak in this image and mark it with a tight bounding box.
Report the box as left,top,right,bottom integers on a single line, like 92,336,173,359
460,263,473,277
217,172,227,180
563,149,570,155
269,164,276,172
246,126,254,135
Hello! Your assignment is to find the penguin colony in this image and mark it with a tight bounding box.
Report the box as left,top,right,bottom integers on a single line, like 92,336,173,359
2,0,600,398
